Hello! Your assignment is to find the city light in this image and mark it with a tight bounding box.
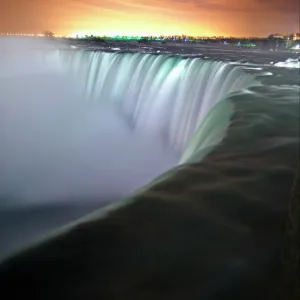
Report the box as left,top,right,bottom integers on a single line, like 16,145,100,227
0,31,299,51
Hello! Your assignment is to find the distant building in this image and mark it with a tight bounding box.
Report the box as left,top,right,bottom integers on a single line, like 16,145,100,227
293,33,300,41
268,34,285,39
43,31,54,38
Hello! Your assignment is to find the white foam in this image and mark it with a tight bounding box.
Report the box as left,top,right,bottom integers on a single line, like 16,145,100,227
274,58,300,69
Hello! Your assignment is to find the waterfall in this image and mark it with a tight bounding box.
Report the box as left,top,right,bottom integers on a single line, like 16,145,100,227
61,51,256,154
1,38,299,268
0,39,259,255
1,39,300,300
0,40,258,205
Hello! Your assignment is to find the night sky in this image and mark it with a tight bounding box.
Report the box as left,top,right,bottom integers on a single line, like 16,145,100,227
0,0,299,37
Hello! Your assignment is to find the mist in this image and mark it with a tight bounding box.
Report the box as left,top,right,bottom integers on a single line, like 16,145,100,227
0,38,178,256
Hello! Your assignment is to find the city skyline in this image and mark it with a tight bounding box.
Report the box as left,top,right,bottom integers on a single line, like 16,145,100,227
0,32,299,40
0,0,299,37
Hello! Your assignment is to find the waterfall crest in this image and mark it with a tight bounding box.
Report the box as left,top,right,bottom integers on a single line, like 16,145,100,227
61,51,257,154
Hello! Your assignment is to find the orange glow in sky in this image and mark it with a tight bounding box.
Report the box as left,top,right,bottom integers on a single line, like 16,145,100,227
0,0,299,37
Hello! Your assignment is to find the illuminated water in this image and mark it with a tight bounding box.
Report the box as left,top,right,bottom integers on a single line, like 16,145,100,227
0,41,254,206
0,36,299,284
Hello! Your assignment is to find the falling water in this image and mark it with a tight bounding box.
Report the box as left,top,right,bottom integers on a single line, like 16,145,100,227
0,37,276,258
61,50,256,152
0,40,257,205
0,38,256,255
0,39,300,299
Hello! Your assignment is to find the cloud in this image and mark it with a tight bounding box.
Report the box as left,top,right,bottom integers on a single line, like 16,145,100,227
190,0,299,14
0,0,298,36
253,0,299,13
